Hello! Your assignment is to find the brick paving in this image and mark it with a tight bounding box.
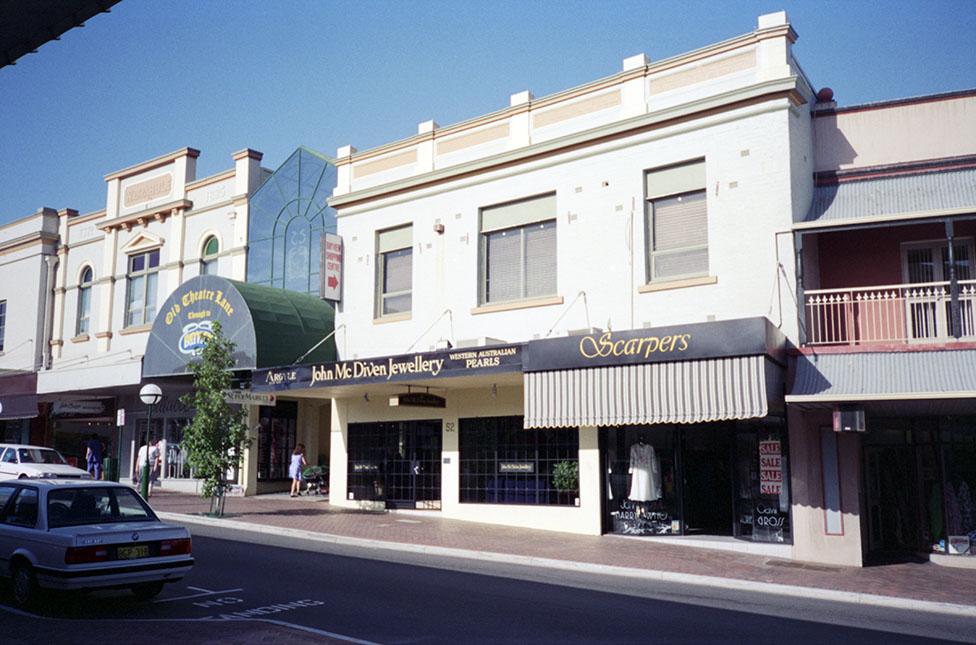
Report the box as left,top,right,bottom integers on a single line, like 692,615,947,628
149,491,976,607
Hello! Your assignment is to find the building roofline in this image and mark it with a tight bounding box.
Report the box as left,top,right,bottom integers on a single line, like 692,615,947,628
103,147,200,182
814,87,976,117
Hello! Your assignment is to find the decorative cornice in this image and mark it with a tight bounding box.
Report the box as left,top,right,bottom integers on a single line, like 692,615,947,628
338,24,787,168
104,147,200,181
96,199,191,232
0,230,59,255
185,168,235,192
57,208,79,219
331,78,802,210
67,210,107,227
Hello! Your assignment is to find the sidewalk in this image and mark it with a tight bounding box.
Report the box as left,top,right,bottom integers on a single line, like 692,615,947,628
148,491,976,615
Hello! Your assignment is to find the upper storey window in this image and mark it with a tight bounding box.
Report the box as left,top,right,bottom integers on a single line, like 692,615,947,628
76,266,93,335
479,194,557,305
375,225,413,317
200,236,219,275
645,160,708,283
125,249,160,327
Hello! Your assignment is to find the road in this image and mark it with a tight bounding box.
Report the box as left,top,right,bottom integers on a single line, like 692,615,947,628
0,530,973,644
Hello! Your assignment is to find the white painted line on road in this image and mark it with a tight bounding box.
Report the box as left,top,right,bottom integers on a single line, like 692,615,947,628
153,587,243,603
186,586,213,592
0,600,379,643
256,618,381,644
160,510,976,620
395,519,421,524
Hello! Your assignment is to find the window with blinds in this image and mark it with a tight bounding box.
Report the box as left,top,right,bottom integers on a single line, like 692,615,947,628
644,160,708,282
480,194,557,304
375,225,413,316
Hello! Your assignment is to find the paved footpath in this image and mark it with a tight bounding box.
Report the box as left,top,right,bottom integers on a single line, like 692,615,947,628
148,491,976,613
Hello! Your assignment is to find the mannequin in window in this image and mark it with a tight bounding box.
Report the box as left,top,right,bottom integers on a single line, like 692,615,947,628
628,434,662,502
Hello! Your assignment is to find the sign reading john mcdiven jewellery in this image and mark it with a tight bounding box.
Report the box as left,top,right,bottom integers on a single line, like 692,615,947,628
253,344,522,391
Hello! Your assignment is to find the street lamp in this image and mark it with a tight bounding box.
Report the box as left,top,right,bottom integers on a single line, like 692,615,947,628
138,384,163,499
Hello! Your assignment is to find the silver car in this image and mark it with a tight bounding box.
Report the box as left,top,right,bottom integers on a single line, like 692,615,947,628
0,480,194,608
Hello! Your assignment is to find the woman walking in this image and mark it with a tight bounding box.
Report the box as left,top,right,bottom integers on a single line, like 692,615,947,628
289,443,307,497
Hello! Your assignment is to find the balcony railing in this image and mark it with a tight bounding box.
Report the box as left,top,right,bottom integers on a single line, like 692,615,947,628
804,280,976,346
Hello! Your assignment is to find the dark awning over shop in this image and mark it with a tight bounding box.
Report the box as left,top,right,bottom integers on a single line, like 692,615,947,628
0,372,38,419
788,349,976,403
143,275,336,378
522,317,787,429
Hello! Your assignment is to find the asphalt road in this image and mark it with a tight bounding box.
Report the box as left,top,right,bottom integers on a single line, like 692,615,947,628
0,533,972,644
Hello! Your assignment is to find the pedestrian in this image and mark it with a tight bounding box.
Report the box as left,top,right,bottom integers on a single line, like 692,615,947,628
85,433,104,480
134,438,161,498
289,443,307,497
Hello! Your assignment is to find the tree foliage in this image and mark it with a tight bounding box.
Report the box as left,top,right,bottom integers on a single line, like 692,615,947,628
179,321,250,501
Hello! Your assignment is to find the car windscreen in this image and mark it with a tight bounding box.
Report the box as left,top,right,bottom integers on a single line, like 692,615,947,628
19,448,68,465
47,487,156,528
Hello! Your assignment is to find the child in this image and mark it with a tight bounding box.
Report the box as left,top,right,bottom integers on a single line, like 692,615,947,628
289,443,307,497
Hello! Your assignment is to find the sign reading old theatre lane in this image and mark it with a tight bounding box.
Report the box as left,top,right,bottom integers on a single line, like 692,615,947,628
254,344,522,391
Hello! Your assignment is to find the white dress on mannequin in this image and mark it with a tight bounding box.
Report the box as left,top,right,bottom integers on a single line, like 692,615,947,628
628,441,662,502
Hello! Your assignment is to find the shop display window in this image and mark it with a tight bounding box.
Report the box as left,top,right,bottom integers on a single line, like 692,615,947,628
459,417,579,506
939,423,976,557
258,401,297,480
734,428,792,543
604,426,679,534
347,420,441,508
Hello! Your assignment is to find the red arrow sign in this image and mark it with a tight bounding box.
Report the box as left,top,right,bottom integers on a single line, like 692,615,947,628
327,275,339,289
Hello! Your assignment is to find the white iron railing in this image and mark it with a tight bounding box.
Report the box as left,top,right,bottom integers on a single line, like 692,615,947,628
804,280,976,345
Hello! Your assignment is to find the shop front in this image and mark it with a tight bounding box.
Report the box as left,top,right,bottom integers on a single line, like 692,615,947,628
141,275,337,494
253,316,791,546
523,317,791,546
789,349,976,566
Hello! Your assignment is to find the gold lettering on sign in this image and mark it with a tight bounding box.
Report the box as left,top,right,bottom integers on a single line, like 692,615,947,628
579,331,691,360
124,174,173,207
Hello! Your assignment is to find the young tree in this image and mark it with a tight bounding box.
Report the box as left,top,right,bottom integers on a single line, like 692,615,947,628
179,321,249,512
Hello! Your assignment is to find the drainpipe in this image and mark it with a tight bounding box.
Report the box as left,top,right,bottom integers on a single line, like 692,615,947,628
41,255,58,369
945,219,961,339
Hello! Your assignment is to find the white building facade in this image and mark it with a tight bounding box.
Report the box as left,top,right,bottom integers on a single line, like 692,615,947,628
254,12,831,560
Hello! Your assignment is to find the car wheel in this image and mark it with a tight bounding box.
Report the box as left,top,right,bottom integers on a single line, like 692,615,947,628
11,562,40,610
131,581,165,601
17,474,27,479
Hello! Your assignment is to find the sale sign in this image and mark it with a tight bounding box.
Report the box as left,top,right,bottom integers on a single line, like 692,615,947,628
759,439,783,496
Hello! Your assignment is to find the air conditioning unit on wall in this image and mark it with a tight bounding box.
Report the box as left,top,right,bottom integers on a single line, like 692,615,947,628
832,405,866,433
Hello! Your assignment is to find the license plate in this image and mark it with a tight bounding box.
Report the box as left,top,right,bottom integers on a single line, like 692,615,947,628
117,545,150,560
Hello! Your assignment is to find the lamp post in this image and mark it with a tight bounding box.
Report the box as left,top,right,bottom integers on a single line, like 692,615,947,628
138,384,163,499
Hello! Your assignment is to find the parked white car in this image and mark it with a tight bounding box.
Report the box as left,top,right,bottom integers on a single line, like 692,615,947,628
0,444,92,481
0,480,194,608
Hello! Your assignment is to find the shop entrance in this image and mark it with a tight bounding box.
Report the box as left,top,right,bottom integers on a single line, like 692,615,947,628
682,428,733,535
347,420,442,509
863,424,942,560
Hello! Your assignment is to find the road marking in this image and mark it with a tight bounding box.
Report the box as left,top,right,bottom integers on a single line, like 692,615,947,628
395,519,421,524
256,617,381,644
153,587,243,603
0,601,379,643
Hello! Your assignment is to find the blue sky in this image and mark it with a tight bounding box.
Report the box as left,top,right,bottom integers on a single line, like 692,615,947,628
1,0,974,224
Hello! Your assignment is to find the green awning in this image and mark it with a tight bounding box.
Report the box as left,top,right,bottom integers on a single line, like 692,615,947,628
143,275,335,378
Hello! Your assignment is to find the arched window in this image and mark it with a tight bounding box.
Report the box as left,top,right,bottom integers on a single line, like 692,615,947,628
200,235,219,275
76,266,93,335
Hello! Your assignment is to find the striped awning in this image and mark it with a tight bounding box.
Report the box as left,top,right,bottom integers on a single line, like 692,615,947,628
524,355,772,429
